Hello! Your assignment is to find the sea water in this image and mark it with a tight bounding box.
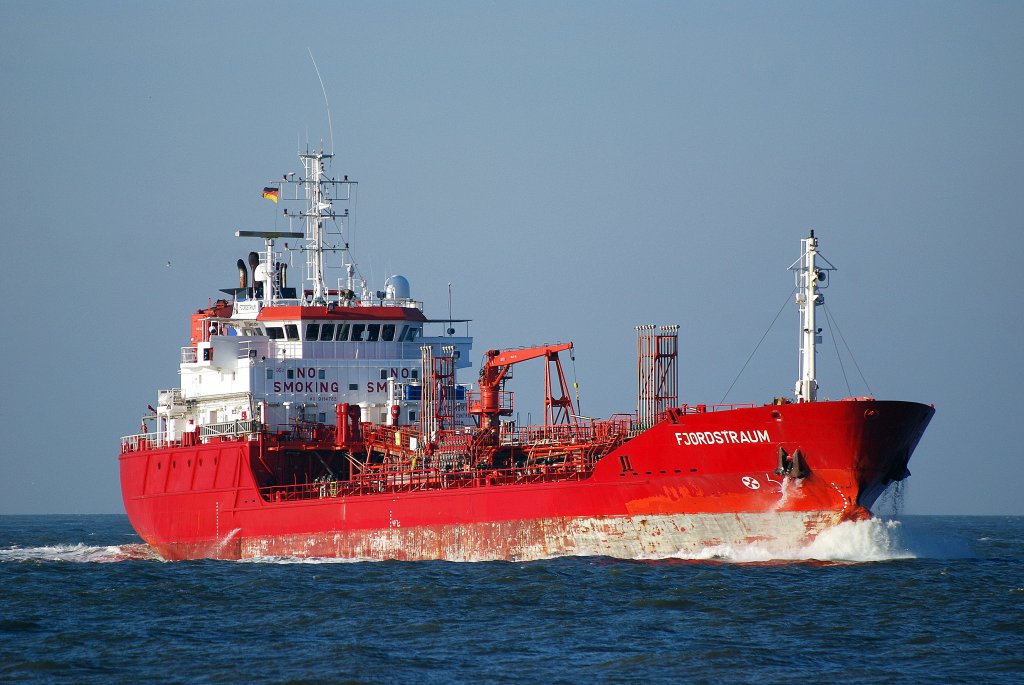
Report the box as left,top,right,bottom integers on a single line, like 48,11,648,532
1,515,1021,683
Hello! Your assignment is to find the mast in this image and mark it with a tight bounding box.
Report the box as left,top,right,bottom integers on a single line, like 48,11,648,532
259,148,357,307
301,151,330,303
789,230,835,403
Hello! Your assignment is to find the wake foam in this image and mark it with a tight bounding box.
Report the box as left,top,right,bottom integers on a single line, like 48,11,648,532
673,518,915,564
0,543,161,563
235,555,372,564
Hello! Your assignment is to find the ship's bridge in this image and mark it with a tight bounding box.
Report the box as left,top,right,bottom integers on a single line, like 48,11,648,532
172,300,473,442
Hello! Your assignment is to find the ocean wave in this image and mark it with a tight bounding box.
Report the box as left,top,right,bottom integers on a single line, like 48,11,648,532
669,518,917,564
235,555,375,564
0,543,161,563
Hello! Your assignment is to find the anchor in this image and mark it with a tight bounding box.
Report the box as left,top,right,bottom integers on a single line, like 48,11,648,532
774,446,808,479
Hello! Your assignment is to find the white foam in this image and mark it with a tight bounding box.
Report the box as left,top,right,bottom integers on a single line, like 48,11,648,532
672,518,916,563
235,555,374,564
0,543,161,563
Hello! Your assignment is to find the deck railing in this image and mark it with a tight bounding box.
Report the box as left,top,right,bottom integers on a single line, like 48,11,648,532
258,461,595,503
199,420,262,440
120,420,262,453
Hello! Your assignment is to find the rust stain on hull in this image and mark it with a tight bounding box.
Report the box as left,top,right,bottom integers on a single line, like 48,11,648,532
156,511,847,562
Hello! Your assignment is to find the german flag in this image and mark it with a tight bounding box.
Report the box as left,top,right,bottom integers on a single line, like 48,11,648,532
262,187,279,203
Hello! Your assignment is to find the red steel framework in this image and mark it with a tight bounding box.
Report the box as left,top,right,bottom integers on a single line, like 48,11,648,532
419,344,458,439
637,324,679,429
469,343,577,430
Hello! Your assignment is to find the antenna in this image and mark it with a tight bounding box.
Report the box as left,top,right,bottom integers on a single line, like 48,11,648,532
308,48,335,156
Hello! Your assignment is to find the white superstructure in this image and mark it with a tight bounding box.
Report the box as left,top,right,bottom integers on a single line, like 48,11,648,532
144,148,473,446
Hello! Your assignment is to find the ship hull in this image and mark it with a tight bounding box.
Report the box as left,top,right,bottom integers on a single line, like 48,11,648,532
119,399,933,561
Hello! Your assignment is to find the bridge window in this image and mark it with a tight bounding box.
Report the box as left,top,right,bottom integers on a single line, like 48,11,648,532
320,323,335,340
367,324,381,341
266,326,284,340
382,324,396,341
305,323,320,340
285,324,299,340
336,324,350,341
351,323,366,341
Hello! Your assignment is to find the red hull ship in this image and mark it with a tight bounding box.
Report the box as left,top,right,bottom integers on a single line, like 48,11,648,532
119,147,933,561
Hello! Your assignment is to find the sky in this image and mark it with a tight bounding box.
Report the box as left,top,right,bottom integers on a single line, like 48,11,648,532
1,1,1021,515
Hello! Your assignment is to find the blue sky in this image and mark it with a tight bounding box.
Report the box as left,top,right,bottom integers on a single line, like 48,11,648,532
1,1,1021,514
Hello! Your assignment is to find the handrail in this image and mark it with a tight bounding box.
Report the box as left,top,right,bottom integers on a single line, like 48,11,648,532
677,402,759,413
199,419,262,439
120,420,262,453
258,460,597,503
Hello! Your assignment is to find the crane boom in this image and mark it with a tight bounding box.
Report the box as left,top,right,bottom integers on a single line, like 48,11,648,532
487,342,574,368
471,342,577,430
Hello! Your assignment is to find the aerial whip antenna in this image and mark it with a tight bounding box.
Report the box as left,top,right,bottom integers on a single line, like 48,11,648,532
308,47,334,155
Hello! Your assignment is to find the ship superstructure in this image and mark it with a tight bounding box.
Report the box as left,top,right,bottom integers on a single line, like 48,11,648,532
119,143,933,562
156,149,472,451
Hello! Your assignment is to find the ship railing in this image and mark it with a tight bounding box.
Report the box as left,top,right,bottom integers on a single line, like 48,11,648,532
180,347,198,364
244,339,453,362
199,419,262,441
120,431,179,453
120,421,262,453
269,341,304,359
354,298,424,311
676,402,758,413
234,340,263,359
466,389,515,416
257,460,596,503
266,422,338,444
629,403,763,433
157,388,184,407
500,417,633,447
263,420,425,450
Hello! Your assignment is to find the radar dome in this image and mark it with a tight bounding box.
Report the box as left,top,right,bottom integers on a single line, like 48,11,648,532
385,275,411,300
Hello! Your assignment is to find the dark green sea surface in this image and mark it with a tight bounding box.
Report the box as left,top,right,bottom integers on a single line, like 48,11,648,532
1,514,1021,684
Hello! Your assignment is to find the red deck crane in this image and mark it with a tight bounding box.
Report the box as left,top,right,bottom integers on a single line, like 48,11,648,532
469,343,577,430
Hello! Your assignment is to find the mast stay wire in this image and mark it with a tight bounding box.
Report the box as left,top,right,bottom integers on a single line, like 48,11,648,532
822,302,873,396
822,304,853,397
720,287,797,404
